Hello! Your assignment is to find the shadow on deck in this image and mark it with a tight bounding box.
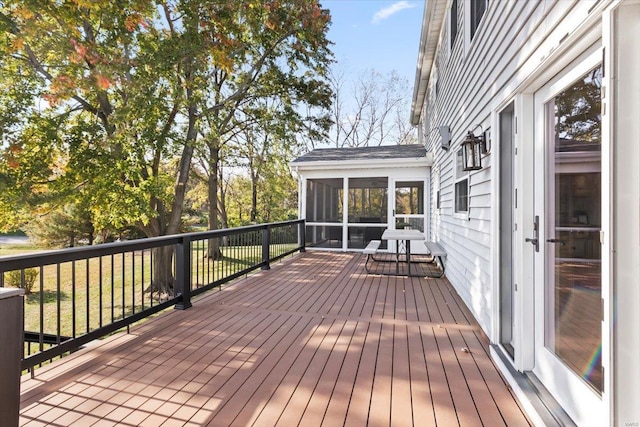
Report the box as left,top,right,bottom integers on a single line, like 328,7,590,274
19,252,531,427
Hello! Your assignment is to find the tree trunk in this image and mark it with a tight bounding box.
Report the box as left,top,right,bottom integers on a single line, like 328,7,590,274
150,245,174,297
88,222,95,245
207,142,223,259
145,56,198,294
251,173,258,223
218,165,229,229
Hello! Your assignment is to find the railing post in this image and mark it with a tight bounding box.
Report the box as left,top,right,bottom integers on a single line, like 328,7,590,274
261,226,271,270
174,239,192,310
299,220,306,252
0,288,24,427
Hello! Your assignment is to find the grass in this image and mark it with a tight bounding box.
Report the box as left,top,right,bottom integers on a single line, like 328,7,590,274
3,240,299,360
0,244,44,257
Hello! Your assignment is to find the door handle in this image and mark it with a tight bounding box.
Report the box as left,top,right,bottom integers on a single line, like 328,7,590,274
546,238,565,246
526,215,540,252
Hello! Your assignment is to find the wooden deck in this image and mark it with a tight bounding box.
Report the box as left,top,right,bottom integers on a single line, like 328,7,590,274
19,252,531,427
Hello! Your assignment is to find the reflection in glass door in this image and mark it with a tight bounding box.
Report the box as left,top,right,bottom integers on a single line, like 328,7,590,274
545,65,603,393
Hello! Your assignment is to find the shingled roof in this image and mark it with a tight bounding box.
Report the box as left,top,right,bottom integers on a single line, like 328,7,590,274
292,144,427,163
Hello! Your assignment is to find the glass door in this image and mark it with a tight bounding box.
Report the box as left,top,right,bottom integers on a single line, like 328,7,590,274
532,53,605,426
346,177,388,250
392,180,427,254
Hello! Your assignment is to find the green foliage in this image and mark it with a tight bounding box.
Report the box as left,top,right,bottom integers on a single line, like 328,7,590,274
25,203,94,248
5,268,39,295
0,0,172,235
555,66,602,143
1,0,333,286
1,0,332,233
189,0,333,233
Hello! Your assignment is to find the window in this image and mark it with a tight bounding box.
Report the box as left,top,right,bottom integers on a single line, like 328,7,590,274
435,168,442,210
450,0,458,49
455,148,469,212
470,0,487,41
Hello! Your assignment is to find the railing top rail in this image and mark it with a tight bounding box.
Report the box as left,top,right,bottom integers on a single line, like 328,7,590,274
0,219,304,272
184,219,304,241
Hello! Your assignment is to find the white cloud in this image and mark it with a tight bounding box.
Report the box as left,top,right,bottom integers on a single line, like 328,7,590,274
371,1,417,24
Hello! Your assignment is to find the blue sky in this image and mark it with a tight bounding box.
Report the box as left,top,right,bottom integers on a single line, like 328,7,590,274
322,0,425,85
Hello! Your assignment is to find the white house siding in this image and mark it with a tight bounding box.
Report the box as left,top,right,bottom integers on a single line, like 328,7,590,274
418,0,608,335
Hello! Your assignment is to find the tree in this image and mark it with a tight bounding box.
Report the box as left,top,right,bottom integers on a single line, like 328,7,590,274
25,202,95,248
0,1,201,293
0,0,333,291
329,68,417,147
190,0,333,258
228,112,300,224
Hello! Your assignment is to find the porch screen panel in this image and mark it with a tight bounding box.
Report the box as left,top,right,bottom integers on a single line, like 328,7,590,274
347,178,388,223
306,179,343,223
305,226,342,248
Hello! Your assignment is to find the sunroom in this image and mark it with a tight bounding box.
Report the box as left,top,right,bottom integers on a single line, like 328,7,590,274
290,145,432,253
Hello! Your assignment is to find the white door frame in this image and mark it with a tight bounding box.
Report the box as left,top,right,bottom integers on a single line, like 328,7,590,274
388,176,430,254
530,47,606,426
487,2,620,424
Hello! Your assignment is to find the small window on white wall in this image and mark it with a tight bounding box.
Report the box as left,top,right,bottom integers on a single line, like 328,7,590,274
455,148,469,213
470,0,488,41
450,0,458,49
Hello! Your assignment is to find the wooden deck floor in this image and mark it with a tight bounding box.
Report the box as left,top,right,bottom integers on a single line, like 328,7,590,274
19,252,531,427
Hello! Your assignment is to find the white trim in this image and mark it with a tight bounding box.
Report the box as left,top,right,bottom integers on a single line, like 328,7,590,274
514,92,536,372
342,178,349,250
605,2,640,424
489,347,547,427
291,155,432,172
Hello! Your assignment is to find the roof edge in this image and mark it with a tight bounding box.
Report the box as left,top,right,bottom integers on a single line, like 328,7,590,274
410,0,447,125
290,154,434,171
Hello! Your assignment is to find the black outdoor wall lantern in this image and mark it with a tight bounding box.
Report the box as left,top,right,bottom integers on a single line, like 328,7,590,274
461,125,488,171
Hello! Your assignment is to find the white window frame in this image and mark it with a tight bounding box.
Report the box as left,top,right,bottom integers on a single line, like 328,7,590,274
449,0,459,53
464,0,488,52
454,147,469,217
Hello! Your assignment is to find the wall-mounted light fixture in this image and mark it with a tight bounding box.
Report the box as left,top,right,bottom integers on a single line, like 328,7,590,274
461,125,489,171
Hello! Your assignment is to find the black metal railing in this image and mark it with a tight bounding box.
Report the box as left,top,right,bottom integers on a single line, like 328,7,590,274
0,219,305,373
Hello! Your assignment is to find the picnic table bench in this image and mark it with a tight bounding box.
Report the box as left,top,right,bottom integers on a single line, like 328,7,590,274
363,240,381,273
362,238,447,278
424,241,447,278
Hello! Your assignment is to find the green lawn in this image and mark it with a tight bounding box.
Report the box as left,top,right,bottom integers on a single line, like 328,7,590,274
0,244,43,257
3,242,298,353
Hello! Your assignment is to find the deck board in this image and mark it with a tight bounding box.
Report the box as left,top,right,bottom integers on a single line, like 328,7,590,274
19,252,531,426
